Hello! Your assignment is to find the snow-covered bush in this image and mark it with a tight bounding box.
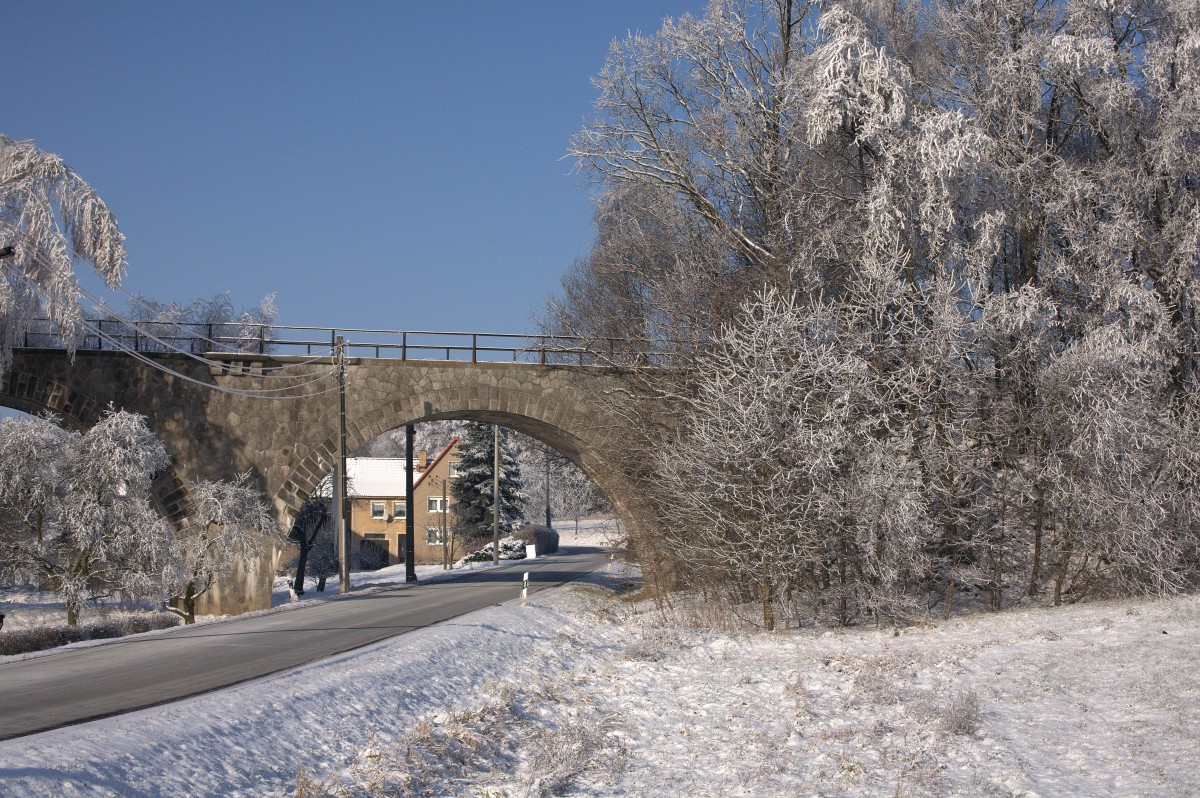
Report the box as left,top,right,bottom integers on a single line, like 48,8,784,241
454,536,527,567
0,612,180,656
165,472,280,624
658,287,930,629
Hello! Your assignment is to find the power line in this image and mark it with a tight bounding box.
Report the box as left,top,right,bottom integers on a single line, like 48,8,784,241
84,321,341,401
77,287,339,375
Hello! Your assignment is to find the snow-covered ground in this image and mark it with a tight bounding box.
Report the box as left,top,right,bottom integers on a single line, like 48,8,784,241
1,519,1196,797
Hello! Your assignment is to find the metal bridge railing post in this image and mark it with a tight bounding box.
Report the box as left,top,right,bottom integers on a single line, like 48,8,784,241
472,334,478,363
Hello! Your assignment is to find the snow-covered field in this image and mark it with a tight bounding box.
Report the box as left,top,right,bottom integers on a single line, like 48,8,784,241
1,521,1196,797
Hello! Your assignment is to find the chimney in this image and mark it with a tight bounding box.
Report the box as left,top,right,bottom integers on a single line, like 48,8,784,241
418,449,428,470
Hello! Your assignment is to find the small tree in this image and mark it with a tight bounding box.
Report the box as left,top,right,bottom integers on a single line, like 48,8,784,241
286,497,337,594
165,472,278,624
0,409,175,625
450,422,525,546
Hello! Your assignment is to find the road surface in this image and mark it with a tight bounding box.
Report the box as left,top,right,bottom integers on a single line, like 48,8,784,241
0,546,609,740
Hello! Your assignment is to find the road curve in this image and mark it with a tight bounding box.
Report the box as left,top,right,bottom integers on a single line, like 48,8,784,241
0,546,610,741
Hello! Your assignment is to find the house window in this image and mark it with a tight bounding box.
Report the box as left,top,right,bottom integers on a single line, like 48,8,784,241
448,461,462,478
370,501,385,519
426,526,445,545
428,496,448,513
364,532,386,540
393,501,406,520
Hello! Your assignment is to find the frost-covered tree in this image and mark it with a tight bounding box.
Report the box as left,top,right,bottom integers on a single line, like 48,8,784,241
0,410,174,625
0,135,126,367
660,287,928,628
512,433,609,530
95,291,279,354
552,0,1200,620
165,472,278,624
450,423,525,544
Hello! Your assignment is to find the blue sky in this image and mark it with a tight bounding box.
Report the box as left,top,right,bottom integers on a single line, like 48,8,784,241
3,1,702,334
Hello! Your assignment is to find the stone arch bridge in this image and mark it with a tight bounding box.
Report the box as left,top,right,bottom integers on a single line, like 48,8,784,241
3,343,643,615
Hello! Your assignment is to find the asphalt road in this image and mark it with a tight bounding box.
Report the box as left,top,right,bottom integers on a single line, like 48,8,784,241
0,546,610,741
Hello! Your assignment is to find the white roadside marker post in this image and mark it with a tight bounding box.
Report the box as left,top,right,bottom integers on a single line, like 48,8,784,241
522,572,529,605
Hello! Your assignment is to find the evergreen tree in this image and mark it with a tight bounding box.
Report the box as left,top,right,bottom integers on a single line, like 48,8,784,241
451,422,525,543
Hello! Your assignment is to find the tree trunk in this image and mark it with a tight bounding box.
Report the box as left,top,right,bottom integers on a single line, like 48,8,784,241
1029,478,1046,596
1053,517,1075,607
838,540,849,627
182,582,197,624
760,580,775,632
293,544,310,595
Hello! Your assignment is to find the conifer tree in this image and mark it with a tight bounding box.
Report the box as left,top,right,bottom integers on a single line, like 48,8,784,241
450,422,525,544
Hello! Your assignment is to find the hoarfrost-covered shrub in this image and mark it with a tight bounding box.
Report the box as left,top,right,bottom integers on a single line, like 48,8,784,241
0,612,180,656
907,686,983,737
524,713,629,797
622,626,683,662
455,536,527,566
658,286,930,628
0,409,176,626
937,688,982,736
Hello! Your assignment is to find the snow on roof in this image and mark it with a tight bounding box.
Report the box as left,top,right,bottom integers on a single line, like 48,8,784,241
345,438,459,498
345,457,409,498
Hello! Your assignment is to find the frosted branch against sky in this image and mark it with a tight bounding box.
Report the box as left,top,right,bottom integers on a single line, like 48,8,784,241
0,1,704,333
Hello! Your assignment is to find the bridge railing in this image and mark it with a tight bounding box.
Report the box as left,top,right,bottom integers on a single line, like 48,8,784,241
17,318,666,366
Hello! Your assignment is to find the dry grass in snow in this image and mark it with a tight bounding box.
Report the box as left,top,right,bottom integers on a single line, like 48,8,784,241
0,551,1195,797
297,583,1199,797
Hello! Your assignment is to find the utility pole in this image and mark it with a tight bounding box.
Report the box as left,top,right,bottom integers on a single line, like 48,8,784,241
441,472,451,566
404,424,417,582
336,336,351,594
492,423,500,565
544,445,552,529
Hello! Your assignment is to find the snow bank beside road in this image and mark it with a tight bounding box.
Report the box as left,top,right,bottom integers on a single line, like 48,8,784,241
0,579,619,796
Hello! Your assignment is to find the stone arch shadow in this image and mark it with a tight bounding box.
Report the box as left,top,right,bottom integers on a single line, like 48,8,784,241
0,367,192,524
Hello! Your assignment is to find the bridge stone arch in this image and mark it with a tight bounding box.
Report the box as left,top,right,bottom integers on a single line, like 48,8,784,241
274,359,638,540
9,349,645,615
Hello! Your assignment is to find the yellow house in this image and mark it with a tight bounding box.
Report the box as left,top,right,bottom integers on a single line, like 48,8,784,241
346,439,462,567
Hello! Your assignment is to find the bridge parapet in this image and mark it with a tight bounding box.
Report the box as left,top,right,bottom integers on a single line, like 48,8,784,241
19,316,662,366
